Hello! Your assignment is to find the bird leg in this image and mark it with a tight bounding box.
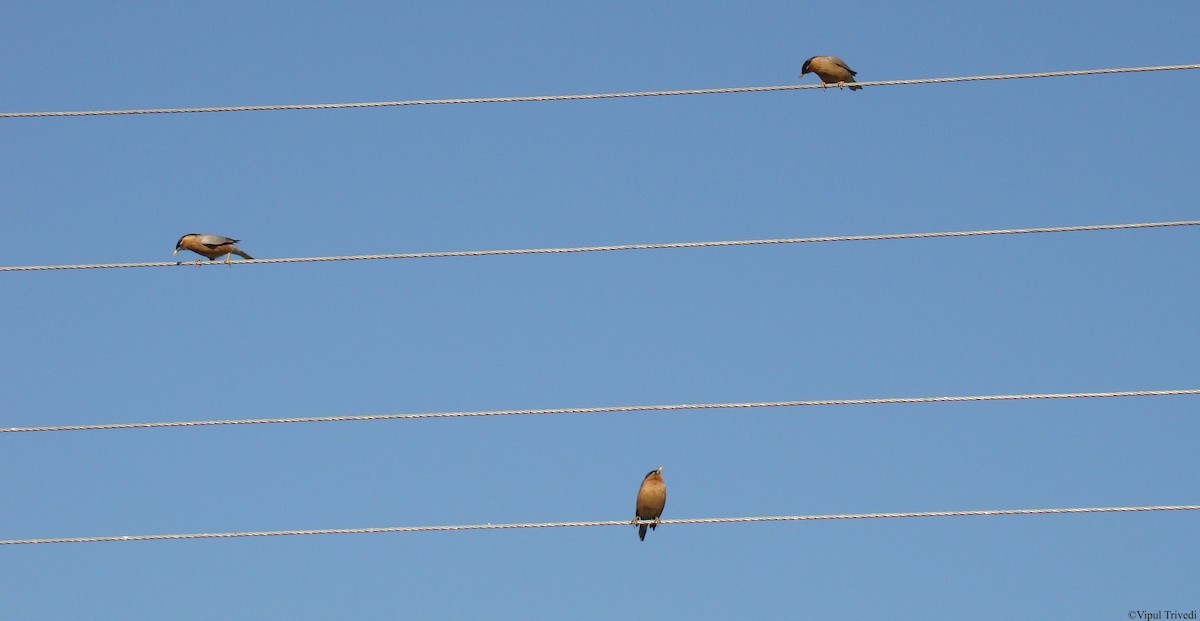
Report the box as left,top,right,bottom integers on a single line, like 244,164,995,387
225,254,232,265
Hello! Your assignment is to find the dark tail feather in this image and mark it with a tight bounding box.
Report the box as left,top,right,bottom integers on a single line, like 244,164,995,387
233,248,254,260
638,524,648,541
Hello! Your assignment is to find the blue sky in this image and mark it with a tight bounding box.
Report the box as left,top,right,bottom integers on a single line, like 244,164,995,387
2,1,1198,618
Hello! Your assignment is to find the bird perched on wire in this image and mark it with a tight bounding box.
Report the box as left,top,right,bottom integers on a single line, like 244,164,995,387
800,56,862,90
174,234,254,264
633,467,667,541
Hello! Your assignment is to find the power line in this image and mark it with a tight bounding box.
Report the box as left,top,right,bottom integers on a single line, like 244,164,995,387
2,504,1194,546
2,64,1196,119
2,219,1196,273
4,388,1196,434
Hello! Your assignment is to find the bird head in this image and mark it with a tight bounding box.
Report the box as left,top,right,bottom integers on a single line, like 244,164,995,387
645,467,663,479
174,234,195,255
800,57,817,77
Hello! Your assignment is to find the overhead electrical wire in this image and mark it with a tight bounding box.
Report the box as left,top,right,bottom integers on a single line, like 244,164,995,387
1,64,1196,119
3,388,1196,434
3,64,1196,557
2,504,1195,546
1,220,1196,273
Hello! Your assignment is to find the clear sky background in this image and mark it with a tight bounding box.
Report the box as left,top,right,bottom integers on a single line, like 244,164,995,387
2,2,1197,619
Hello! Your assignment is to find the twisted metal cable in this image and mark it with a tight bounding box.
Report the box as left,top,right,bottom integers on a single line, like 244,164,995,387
2,220,1197,272
3,389,1196,434
2,505,1195,546
2,64,1197,119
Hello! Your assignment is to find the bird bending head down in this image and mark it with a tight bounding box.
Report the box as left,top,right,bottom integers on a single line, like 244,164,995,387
634,467,667,541
800,55,862,91
174,233,254,264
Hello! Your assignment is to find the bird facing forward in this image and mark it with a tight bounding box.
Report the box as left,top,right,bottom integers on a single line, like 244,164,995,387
633,467,667,541
174,234,254,264
800,56,862,90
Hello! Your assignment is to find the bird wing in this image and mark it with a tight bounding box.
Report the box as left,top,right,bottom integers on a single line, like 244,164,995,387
193,234,239,248
831,56,857,76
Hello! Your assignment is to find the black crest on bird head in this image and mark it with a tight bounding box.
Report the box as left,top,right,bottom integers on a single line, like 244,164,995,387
800,56,817,75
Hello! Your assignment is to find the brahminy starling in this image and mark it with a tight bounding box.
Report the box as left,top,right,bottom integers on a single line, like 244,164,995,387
800,56,862,90
174,234,254,264
634,467,667,541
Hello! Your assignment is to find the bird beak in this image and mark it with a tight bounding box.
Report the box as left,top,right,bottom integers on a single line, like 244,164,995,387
657,467,664,473
173,248,180,255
